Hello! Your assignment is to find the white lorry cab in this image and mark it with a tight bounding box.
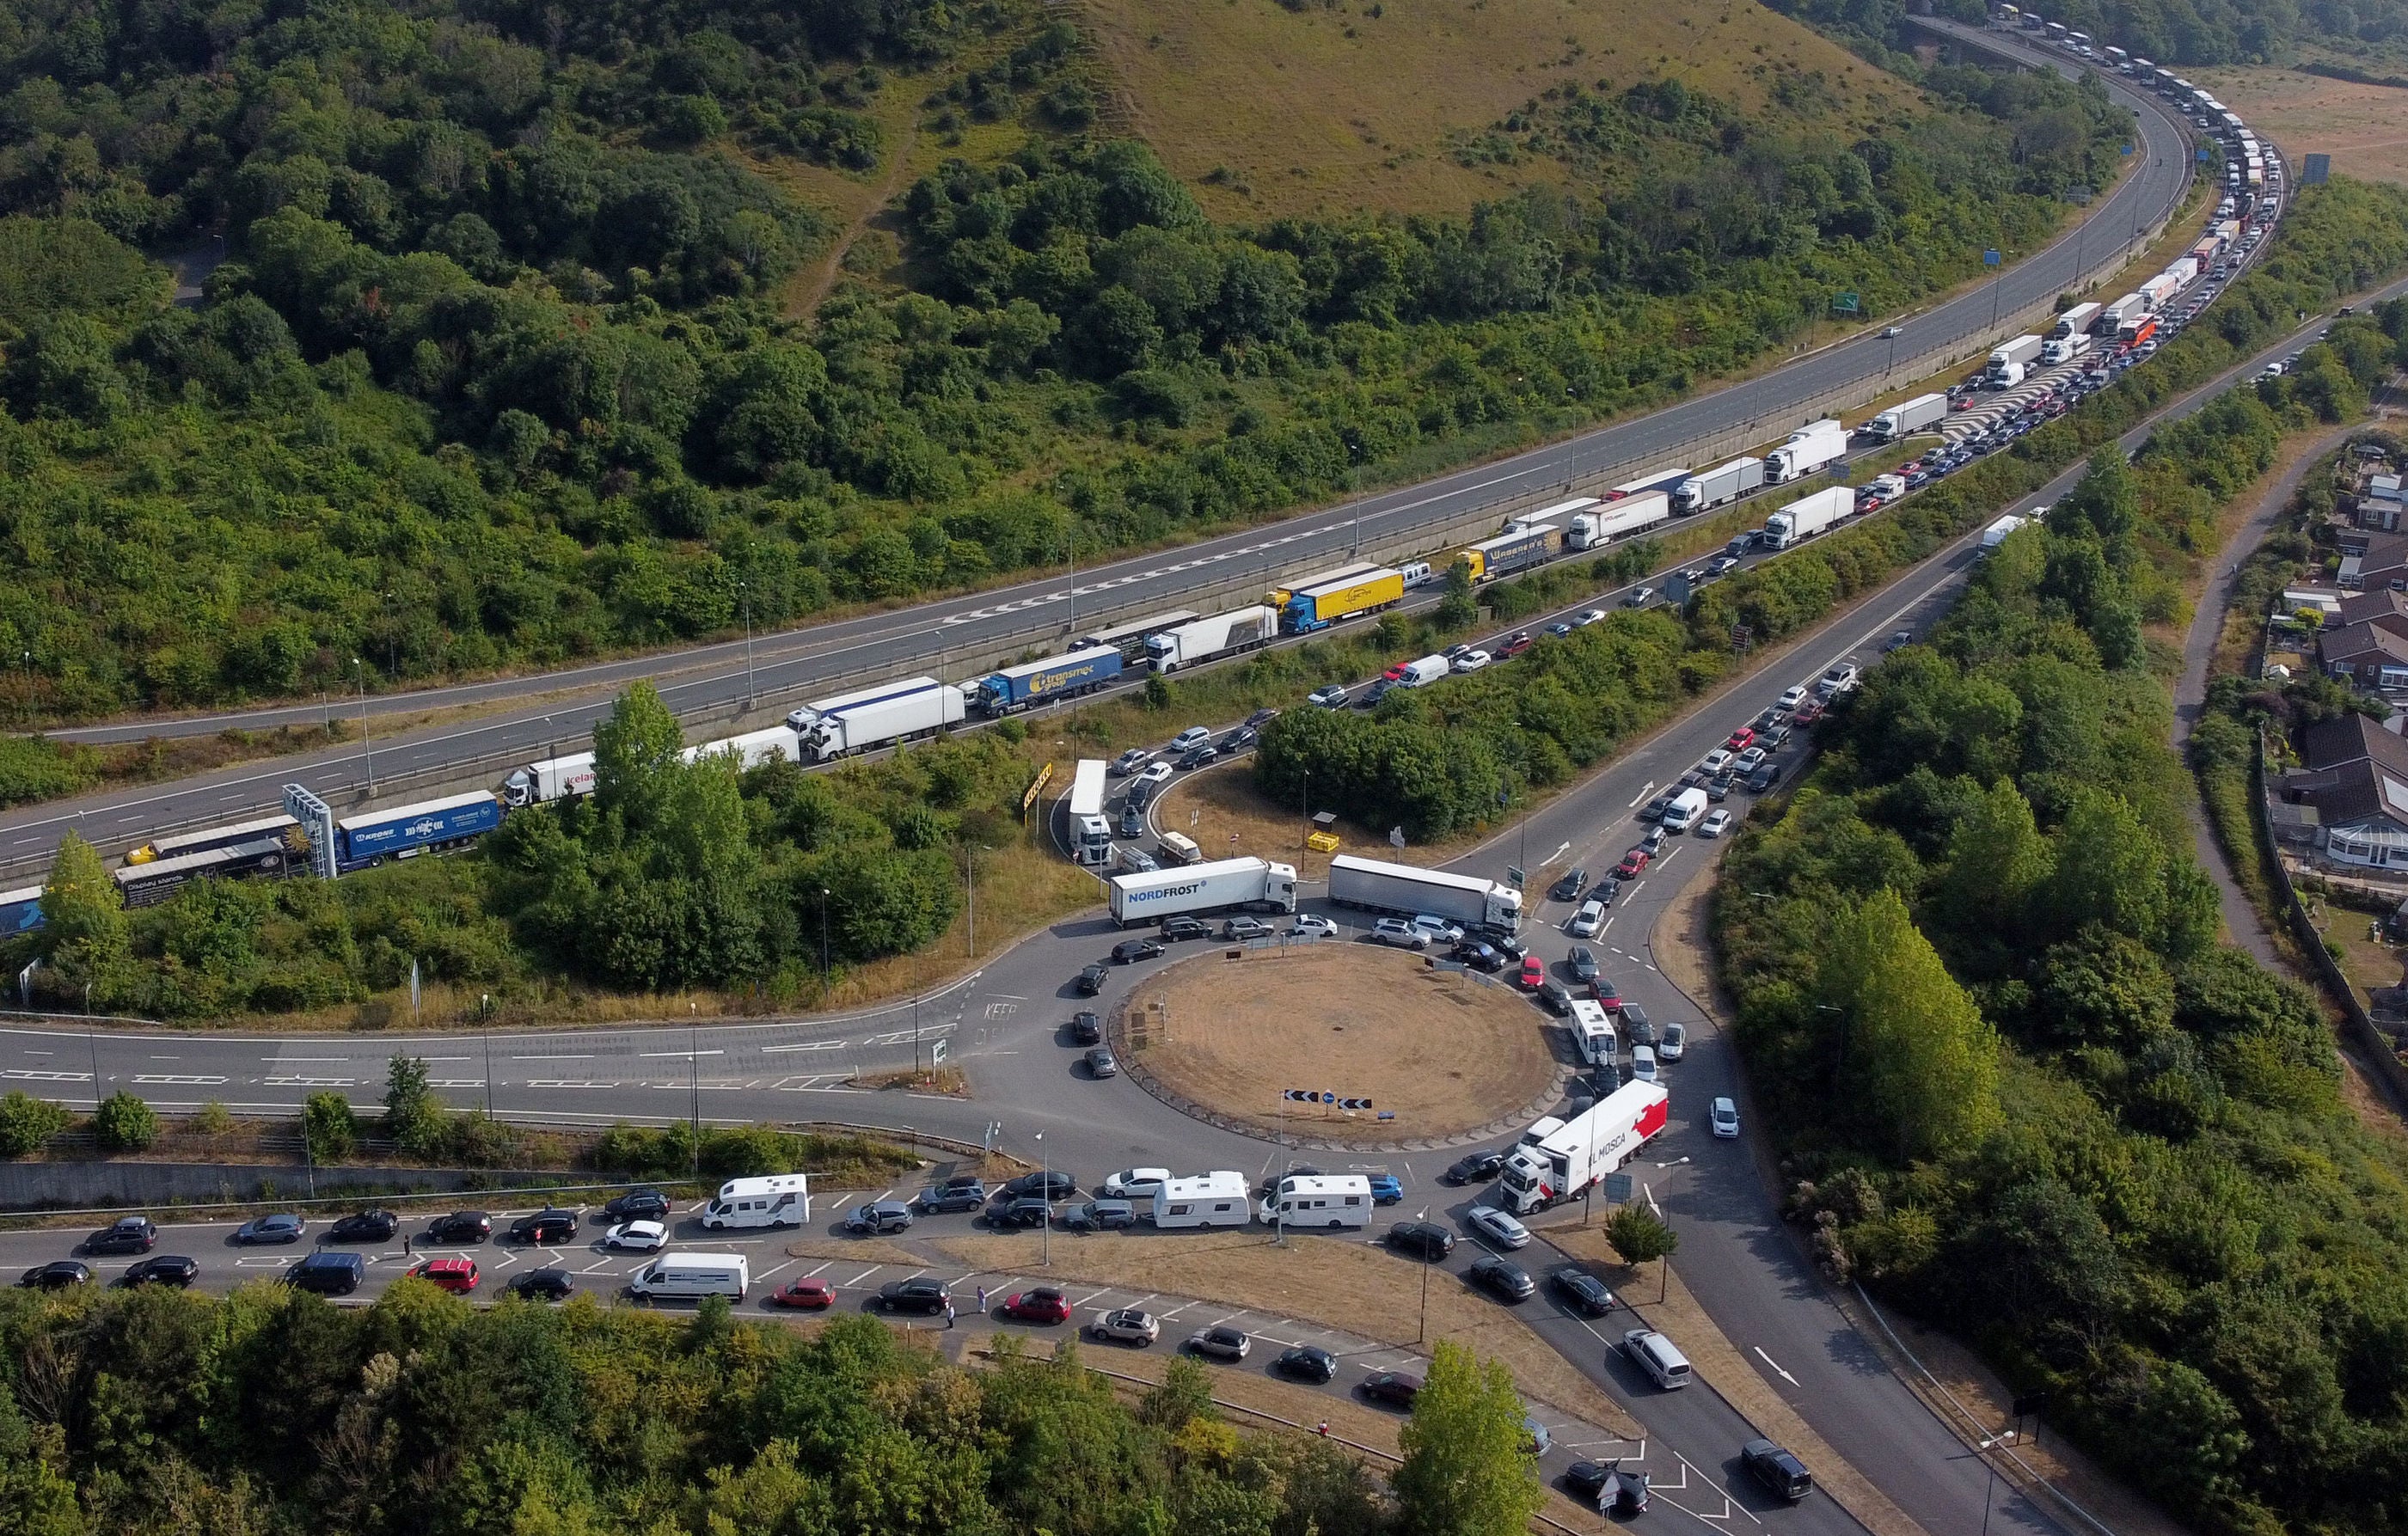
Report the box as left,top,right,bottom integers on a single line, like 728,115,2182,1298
1154,1172,1253,1228
701,1173,811,1230
1258,1173,1373,1229
628,1252,750,1302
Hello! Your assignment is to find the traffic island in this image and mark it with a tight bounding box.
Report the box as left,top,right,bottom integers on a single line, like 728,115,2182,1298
1112,943,1571,1149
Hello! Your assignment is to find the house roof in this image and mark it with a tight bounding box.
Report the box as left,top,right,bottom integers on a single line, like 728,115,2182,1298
2306,763,2408,833
2335,588,2408,634
2319,621,2408,672
2301,712,2408,777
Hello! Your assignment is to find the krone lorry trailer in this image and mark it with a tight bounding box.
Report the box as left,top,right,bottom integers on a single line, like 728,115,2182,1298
1327,854,1521,931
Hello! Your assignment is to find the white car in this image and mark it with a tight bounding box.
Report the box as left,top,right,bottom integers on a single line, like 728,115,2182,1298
1467,1206,1532,1250
1697,810,1733,839
1574,609,1608,627
603,1221,667,1252
1136,762,1174,787
1778,685,1809,711
1289,914,1339,938
1412,914,1466,945
1631,1045,1658,1085
1371,918,1429,950
1101,1167,1171,1200
1659,1021,1686,1062
1710,1096,1740,1138
1450,650,1492,673
1169,726,1212,753
1624,586,1657,608
1308,684,1350,708
1700,749,1734,775
1088,1308,1161,1345
1733,746,1767,773
1567,899,1607,939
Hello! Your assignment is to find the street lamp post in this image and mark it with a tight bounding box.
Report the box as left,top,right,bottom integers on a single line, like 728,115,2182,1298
1415,1206,1432,1343
739,579,755,707
689,1013,702,1178
1037,1130,1050,1267
353,657,373,792
819,889,831,988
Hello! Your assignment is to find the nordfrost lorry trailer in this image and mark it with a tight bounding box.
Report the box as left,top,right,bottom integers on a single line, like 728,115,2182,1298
1109,857,1299,923
1764,419,1847,482
975,651,1123,714
787,676,965,758
1761,486,1853,549
1327,854,1521,930
1862,394,1945,443
1146,607,1277,672
1670,458,1763,516
1565,491,1669,549
1497,1081,1670,1213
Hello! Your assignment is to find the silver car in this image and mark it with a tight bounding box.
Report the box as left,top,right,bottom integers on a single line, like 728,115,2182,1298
1467,1205,1532,1250
1088,1308,1161,1345
1370,919,1428,950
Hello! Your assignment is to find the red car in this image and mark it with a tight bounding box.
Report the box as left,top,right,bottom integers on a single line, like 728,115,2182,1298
769,1277,835,1309
1591,977,1621,1007
1724,726,1755,752
1615,848,1651,880
1002,1287,1073,1325
1518,954,1547,989
1792,700,1827,725
420,1256,479,1294
1498,631,1535,658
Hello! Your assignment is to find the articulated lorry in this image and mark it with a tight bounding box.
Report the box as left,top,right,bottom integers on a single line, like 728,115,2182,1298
334,792,501,872
683,725,801,772
1760,486,1854,550
1075,610,1198,664
1109,857,1300,924
1861,393,1945,443
1764,419,1848,483
976,651,1123,715
1068,759,1113,867
1670,457,1763,516
1565,491,1670,550
2050,302,2103,339
1146,606,1278,673
1980,513,2030,554
1280,567,1405,634
1984,334,2043,387
1454,525,1557,583
1497,1081,1670,1214
789,676,967,757
1327,854,1521,931
2099,292,2148,334
502,751,596,807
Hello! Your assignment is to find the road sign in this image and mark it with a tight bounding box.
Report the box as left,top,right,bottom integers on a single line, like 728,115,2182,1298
1020,762,1052,814
1506,865,1525,888
1983,248,2001,266
2304,153,2331,185
1831,291,1859,314
283,782,338,880
2121,141,2132,156
2196,147,2212,162
1338,1097,1373,1111
1604,1173,1634,1202
1389,826,1406,849
2012,1391,2050,1417
931,1037,947,1066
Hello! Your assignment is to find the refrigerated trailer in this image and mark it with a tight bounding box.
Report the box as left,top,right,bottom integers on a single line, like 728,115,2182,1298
788,676,967,757
1670,458,1764,516
1107,857,1299,924
1497,1081,1670,1213
1327,854,1521,931
1145,607,1278,673
1454,525,1557,583
334,791,501,871
682,725,801,772
1761,486,1855,550
1068,758,1113,867
975,651,1124,714
1075,610,1198,664
1566,491,1670,549
502,751,597,807
2051,302,2103,339
1861,394,1945,443
1764,419,1848,482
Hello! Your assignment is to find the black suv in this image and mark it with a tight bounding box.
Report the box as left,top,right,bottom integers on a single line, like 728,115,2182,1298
1069,1011,1103,1045
508,1268,575,1301
82,1215,156,1256
1075,963,1107,996
916,1183,988,1215
603,1189,671,1223
326,1209,399,1243
990,1197,1053,1229
1002,1171,1077,1202
1741,1439,1814,1502
1387,1221,1456,1261
1468,1254,1535,1302
878,1278,952,1315
427,1211,492,1244
1160,915,1210,942
509,1209,579,1245
125,1254,199,1288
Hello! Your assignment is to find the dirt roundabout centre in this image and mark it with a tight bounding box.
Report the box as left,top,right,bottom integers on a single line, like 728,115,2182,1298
1116,944,1563,1141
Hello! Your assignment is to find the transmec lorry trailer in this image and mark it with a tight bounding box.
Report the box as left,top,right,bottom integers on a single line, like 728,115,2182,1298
975,652,1124,715
1327,854,1521,931
1108,857,1299,924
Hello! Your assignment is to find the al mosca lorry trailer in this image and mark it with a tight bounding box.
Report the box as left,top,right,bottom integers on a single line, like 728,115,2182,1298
1497,1081,1670,1213
1670,458,1763,516
1280,567,1405,633
787,676,966,758
975,651,1123,714
1327,854,1521,931
1146,606,1278,672
1764,419,1847,482
1761,486,1854,549
1862,393,1945,442
1455,525,1557,583
1109,857,1299,924
1565,491,1669,549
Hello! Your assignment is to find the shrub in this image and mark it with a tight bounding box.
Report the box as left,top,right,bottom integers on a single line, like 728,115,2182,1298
93,1089,159,1153
0,1090,70,1155
303,1091,358,1161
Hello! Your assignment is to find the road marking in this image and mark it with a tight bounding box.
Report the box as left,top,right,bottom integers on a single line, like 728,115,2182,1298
512,1054,594,1061
131,1074,227,1086
844,1268,879,1286
1752,1345,1798,1386
638,1049,724,1058
1627,780,1656,808
270,1056,350,1062
760,1040,846,1054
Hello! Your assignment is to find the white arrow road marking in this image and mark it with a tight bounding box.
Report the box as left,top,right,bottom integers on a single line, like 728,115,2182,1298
1753,1345,1798,1385
1627,780,1657,808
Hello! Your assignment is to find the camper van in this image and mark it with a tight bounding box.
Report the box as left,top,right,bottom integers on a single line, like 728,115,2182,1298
628,1252,750,1301
701,1173,811,1230
1153,1172,1253,1228
1258,1173,1373,1229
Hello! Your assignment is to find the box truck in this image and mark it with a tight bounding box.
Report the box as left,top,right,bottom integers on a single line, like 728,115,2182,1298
1496,1081,1670,1213
1327,854,1522,931
1107,857,1299,924
2040,331,2092,366
1155,1172,1253,1228
335,792,500,872
1145,606,1278,672
1985,334,2043,386
1765,420,1848,482
503,751,596,807
1565,491,1670,549
1569,999,1619,1066
975,650,1124,715
1259,1174,1373,1229
1068,759,1113,867
1671,458,1764,516
1861,394,1946,443
1454,525,1558,583
1979,513,2030,554
787,676,966,759
1760,486,1854,550
700,1174,811,1230
682,725,802,772
1279,566,1405,633
2050,302,2103,339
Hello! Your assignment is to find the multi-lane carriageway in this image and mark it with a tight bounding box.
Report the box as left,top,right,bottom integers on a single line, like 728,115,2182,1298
0,29,2200,874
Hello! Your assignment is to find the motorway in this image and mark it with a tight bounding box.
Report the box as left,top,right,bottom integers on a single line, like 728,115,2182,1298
0,35,2197,874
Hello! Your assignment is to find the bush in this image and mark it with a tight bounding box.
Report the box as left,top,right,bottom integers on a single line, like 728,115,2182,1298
93,1089,159,1153
0,1090,70,1155
191,1100,233,1135
302,1091,358,1161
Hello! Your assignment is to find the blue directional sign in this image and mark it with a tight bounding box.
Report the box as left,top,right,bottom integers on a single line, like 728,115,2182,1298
1983,248,2001,266
2197,147,2213,162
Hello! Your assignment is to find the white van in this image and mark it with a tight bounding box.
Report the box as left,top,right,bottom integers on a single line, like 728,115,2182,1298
1159,830,1204,866
701,1173,810,1230
628,1252,750,1302
1621,1328,1692,1389
1400,560,1435,588
1660,787,1709,833
1259,1173,1372,1229
1397,655,1449,688
1154,1172,1252,1228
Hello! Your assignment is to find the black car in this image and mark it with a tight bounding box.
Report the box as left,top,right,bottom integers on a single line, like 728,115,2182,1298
1563,1460,1616,1503
1442,1150,1504,1185
1111,938,1164,964
1002,1171,1078,1202
1075,963,1108,996
1358,679,1394,707
1453,942,1507,973
508,1267,576,1301
1537,979,1574,1016
1160,915,1210,942
426,1211,492,1244
1552,1267,1616,1316
1245,708,1280,730
326,1209,400,1243
1568,945,1599,982
1621,1007,1656,1048
1176,745,1216,770
1360,1369,1424,1408
1747,762,1785,793
1639,795,1675,823
1274,1345,1339,1383
20,1260,90,1290
917,1183,989,1214
82,1215,157,1255
1069,1011,1103,1045
508,1209,579,1245
124,1254,199,1288
1118,802,1146,838
1549,867,1588,902
1222,726,1258,752
1387,1221,1456,1261
602,1189,671,1223
1468,1254,1535,1301
1062,1199,1137,1232
1741,1439,1815,1501
991,1198,1052,1229
878,1277,951,1315
285,1251,364,1294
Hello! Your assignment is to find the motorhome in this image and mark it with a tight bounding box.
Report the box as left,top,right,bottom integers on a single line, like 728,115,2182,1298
700,1174,811,1230
1258,1174,1374,1229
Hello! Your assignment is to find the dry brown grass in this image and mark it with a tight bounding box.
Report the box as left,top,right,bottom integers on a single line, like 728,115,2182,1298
1133,944,1559,1138
2190,66,2408,187
1080,0,1908,221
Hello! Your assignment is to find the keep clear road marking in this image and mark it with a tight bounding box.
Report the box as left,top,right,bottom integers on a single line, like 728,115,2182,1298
1752,1346,1798,1386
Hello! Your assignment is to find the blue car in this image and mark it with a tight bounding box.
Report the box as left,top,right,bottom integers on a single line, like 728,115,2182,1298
1369,1176,1404,1205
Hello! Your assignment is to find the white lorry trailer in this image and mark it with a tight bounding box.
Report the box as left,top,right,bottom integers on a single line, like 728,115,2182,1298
1862,394,1945,443
1068,758,1113,867
1565,490,1670,550
1108,857,1299,925
2138,271,2183,309
1327,854,1521,931
2050,302,2103,339
2099,292,2148,334
1497,1081,1670,1214
1145,606,1278,673
683,725,802,772
1980,513,2030,554
1671,456,1764,515
502,751,597,807
1764,419,1848,482
1761,486,1854,549
1984,334,2043,386
786,676,965,762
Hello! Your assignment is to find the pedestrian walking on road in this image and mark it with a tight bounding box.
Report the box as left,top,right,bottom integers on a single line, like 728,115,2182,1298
946,1299,956,1328
402,1233,412,1259
977,1284,987,1312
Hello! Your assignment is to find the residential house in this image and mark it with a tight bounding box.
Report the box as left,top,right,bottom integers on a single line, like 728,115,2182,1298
2285,713,2408,868
2338,529,2408,591
2321,621,2408,691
